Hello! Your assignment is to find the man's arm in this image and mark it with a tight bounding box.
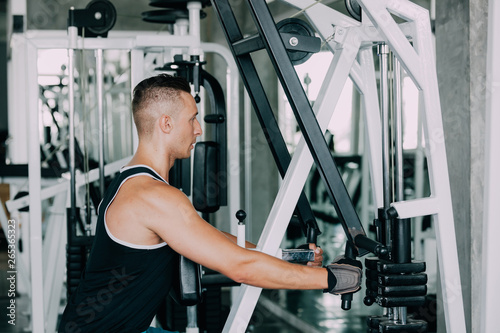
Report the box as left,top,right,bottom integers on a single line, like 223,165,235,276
145,184,328,290
221,231,324,267
221,231,256,249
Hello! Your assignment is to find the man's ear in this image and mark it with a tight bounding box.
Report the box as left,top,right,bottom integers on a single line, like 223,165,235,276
159,114,173,134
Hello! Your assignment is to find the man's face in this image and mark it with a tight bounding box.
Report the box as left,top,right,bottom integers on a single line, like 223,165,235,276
171,92,202,159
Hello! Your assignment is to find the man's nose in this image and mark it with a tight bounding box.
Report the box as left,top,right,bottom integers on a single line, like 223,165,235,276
195,119,202,136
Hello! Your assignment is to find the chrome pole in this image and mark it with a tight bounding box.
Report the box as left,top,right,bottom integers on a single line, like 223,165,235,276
378,43,393,320
393,55,408,325
96,48,105,196
393,58,404,203
378,43,392,244
68,20,77,216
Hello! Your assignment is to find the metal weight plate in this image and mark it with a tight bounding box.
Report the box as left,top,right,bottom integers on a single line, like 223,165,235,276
379,319,428,333
85,0,117,36
378,273,428,286
377,295,426,307
142,9,207,24
377,284,427,297
377,261,426,274
345,0,361,21
276,18,315,66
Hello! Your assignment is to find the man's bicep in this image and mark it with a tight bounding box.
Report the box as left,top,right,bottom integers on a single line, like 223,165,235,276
150,194,243,273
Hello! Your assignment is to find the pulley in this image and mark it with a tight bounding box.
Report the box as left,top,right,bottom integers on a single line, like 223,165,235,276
345,0,362,21
84,0,117,36
276,18,316,66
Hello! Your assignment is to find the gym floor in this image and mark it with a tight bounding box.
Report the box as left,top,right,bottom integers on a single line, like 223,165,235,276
249,289,374,333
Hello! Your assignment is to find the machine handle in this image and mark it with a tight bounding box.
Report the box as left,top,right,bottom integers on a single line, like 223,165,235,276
354,234,388,258
341,241,357,310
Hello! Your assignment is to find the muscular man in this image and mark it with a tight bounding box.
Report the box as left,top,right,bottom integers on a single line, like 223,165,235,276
58,74,362,333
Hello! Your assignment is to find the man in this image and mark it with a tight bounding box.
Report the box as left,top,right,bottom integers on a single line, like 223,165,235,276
58,74,362,333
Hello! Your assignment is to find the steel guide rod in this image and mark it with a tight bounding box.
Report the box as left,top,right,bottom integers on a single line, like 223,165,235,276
392,55,409,325
210,0,319,238
68,20,78,238
378,43,392,247
377,42,395,321
243,0,366,243
96,48,105,197
393,58,404,204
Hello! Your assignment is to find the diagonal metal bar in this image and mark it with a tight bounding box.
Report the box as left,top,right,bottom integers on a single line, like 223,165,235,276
243,0,366,243
211,0,319,237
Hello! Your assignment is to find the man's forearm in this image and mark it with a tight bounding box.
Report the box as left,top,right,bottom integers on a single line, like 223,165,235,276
217,233,327,290
222,231,256,249
233,249,328,290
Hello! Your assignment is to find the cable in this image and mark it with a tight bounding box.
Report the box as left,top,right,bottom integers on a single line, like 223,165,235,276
287,0,336,50
290,0,324,18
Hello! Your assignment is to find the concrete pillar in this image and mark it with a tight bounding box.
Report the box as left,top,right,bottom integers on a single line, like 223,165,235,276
435,0,488,331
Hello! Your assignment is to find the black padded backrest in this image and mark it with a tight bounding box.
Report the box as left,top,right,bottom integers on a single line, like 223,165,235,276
169,254,202,306
192,141,220,213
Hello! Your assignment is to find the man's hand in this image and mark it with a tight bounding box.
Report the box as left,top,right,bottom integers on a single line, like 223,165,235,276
324,256,362,295
307,243,324,267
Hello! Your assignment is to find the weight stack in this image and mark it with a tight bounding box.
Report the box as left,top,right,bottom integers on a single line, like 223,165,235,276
66,244,89,297
364,257,429,333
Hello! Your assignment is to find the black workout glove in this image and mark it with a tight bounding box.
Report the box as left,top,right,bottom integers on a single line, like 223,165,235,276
324,256,362,295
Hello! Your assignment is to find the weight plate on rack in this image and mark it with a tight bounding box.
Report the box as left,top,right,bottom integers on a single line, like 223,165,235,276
85,0,117,36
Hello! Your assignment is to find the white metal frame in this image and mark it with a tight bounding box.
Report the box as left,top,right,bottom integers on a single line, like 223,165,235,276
361,2,465,331
480,0,500,331
222,0,465,332
223,8,382,333
6,17,239,333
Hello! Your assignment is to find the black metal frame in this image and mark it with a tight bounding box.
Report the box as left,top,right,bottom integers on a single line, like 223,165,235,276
211,0,383,254
211,0,321,241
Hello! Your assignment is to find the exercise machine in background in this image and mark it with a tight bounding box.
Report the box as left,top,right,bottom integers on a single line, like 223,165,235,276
2,0,240,331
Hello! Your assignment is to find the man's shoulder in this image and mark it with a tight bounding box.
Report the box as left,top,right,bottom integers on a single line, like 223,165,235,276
124,175,187,206
124,176,197,232
108,175,192,229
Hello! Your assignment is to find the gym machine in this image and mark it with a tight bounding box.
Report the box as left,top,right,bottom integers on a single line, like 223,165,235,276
361,45,429,333
210,0,466,331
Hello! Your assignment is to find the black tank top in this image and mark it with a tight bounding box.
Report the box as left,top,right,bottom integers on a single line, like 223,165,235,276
58,165,176,333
